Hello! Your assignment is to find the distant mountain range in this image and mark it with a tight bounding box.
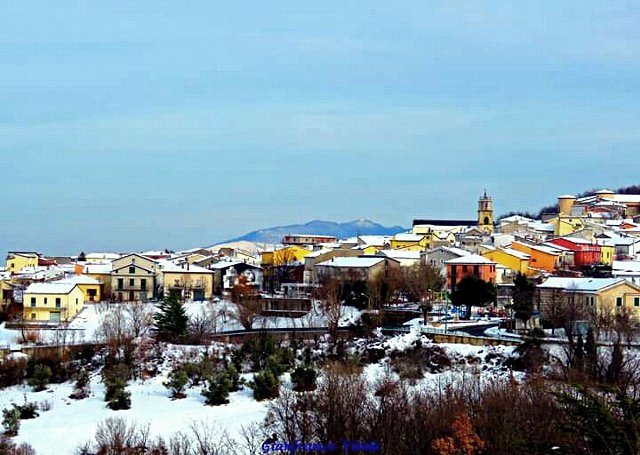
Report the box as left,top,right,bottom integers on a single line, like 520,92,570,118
223,219,406,245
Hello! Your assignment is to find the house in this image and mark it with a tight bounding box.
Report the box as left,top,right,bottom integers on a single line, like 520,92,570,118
6,252,40,274
547,237,602,267
314,256,400,283
84,253,121,263
261,246,311,291
511,241,562,273
208,260,263,295
158,261,214,301
57,275,102,302
423,246,471,276
282,234,338,246
612,261,640,285
389,233,428,251
23,282,85,323
378,249,422,267
481,246,531,278
111,254,158,302
303,248,362,283
80,262,113,300
536,277,640,322
444,254,496,290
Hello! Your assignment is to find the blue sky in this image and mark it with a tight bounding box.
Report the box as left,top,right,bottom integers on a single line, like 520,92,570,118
1,1,640,256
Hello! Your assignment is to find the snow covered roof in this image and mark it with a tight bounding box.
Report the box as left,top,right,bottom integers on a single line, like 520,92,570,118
357,235,391,247
207,260,243,270
499,215,535,224
445,254,495,265
393,233,424,242
379,250,421,260
501,247,530,260
25,282,78,295
57,275,101,285
86,253,120,261
316,257,389,268
158,261,214,274
612,261,640,272
538,277,627,292
84,263,112,274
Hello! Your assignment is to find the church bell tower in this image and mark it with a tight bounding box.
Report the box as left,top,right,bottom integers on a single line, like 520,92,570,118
477,190,494,233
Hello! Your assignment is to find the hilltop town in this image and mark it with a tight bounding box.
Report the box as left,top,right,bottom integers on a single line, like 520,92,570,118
2,189,640,454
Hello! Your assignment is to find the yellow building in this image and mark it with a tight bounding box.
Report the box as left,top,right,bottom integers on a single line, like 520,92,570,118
160,262,215,301
6,252,39,274
389,233,428,251
23,282,84,323
537,277,640,320
599,245,615,266
481,246,530,275
111,253,158,302
81,263,112,300
57,275,102,302
261,246,312,266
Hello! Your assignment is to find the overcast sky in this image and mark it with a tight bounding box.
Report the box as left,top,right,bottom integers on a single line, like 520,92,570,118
1,1,640,256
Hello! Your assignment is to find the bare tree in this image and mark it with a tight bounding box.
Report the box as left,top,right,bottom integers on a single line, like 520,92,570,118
123,301,154,339
231,275,261,330
314,277,343,341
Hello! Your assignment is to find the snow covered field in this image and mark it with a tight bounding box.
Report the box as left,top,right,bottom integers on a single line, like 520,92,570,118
0,300,363,348
1,369,269,454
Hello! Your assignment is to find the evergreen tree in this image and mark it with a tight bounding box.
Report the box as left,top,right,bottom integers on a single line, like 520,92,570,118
450,275,496,319
155,294,188,343
512,272,535,330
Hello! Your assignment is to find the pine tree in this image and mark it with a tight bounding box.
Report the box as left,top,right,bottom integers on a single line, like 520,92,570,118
155,294,188,343
512,272,535,330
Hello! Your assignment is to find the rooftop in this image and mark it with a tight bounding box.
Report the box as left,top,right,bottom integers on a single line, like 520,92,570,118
316,257,388,268
445,254,496,265
25,282,78,295
538,277,626,292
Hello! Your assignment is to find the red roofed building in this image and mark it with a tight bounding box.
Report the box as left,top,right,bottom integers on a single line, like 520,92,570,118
547,237,601,267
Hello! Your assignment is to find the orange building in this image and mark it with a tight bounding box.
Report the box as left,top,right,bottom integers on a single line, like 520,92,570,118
444,254,496,290
511,242,561,273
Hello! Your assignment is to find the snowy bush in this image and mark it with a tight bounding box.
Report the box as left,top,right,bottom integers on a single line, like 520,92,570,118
202,369,232,406
28,364,52,392
251,369,280,401
164,369,189,399
1,408,20,437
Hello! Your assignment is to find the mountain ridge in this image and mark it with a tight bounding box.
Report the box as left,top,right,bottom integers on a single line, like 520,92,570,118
219,219,406,245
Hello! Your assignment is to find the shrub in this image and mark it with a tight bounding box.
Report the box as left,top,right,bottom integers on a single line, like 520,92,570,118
14,403,38,420
164,369,189,399
28,364,52,392
106,380,131,411
2,408,20,436
70,369,91,400
226,365,243,392
251,369,280,401
202,370,232,406
0,358,27,389
291,366,318,392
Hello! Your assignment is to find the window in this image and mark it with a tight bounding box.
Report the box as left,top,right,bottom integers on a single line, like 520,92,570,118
117,278,124,290
55,298,61,308
44,297,47,305
30,297,36,307
129,266,135,274
616,297,623,307
141,279,147,291
635,297,640,307
31,313,35,320
129,278,135,287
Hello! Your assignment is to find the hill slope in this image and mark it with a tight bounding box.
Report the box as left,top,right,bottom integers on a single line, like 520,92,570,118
222,219,406,245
